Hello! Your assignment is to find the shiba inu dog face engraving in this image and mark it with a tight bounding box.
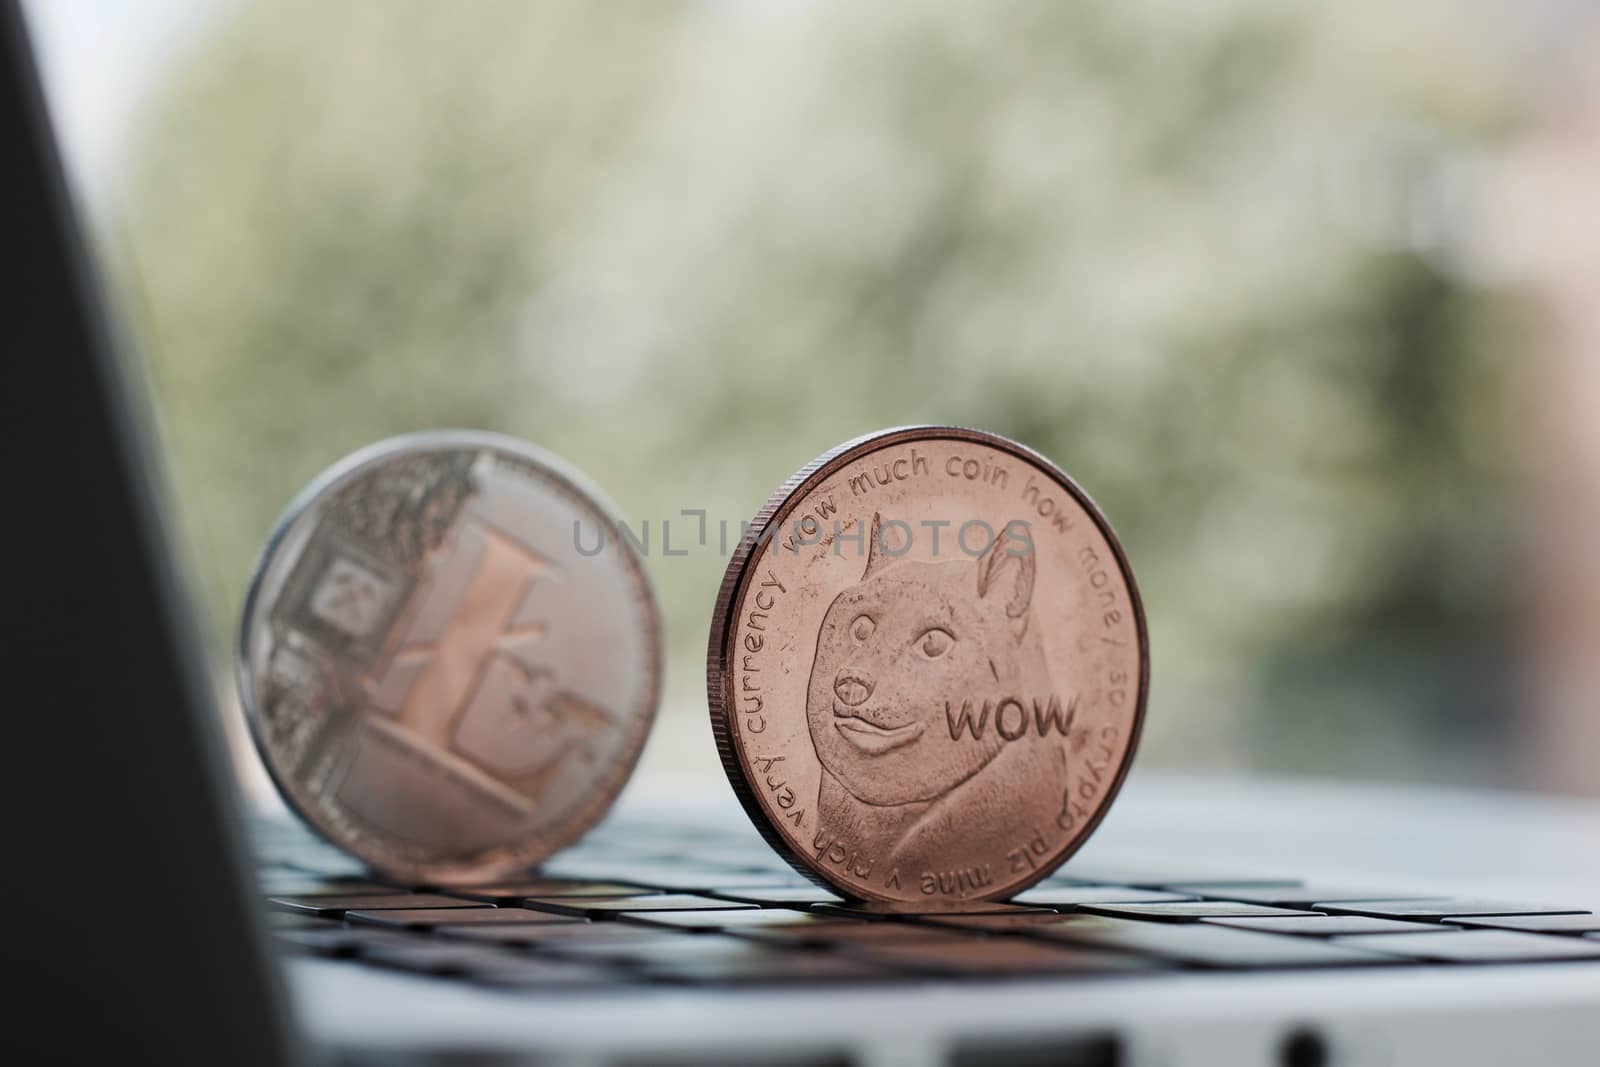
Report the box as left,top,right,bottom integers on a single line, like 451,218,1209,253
808,514,1049,814
709,428,1148,906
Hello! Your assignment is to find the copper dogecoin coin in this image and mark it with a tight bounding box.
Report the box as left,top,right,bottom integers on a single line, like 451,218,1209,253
239,431,660,883
708,427,1148,906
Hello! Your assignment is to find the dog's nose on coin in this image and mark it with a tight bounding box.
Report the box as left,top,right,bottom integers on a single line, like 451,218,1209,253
834,671,874,707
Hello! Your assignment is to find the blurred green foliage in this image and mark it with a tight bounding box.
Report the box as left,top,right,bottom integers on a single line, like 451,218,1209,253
122,0,1528,781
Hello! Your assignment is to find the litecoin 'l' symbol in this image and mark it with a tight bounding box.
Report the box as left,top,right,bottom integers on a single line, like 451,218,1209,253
363,519,553,759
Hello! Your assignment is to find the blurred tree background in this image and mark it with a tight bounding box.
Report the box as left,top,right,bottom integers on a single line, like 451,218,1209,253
118,0,1530,784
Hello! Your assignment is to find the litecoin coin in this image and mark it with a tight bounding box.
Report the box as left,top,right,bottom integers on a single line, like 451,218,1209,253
708,426,1147,906
239,431,660,883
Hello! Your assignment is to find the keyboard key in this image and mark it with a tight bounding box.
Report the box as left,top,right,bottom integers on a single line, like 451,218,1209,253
641,953,897,984
528,926,893,983
1338,930,1600,963
522,894,759,918
268,893,485,917
1021,915,1397,968
1174,884,1431,907
1455,915,1600,934
542,932,883,981
799,924,996,947
442,881,653,903
1010,886,1194,907
715,915,884,946
1317,899,1591,920
618,909,853,933
914,912,1095,935
345,908,586,931
1078,902,1315,922
706,886,844,906
541,932,731,961
438,923,665,949
839,937,1163,976
812,901,1048,919
563,937,900,983
1204,915,1454,937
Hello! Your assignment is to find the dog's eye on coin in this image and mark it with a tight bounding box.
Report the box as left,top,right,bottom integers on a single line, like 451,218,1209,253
850,615,876,643
916,627,955,659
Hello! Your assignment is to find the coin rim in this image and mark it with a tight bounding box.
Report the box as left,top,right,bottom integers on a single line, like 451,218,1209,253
237,429,662,883
706,425,1150,904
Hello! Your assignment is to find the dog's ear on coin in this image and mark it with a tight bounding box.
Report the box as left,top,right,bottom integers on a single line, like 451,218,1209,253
976,520,1035,638
861,512,912,580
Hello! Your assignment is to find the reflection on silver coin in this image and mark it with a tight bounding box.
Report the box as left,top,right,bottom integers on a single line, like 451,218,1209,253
237,431,660,883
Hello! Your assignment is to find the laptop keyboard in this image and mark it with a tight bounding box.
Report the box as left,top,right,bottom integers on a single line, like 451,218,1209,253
255,815,1600,991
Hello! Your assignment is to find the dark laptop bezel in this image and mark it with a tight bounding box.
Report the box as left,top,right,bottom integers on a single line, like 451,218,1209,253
6,3,298,1059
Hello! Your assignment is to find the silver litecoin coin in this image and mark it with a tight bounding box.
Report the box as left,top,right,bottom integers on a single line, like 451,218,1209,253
237,431,661,883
